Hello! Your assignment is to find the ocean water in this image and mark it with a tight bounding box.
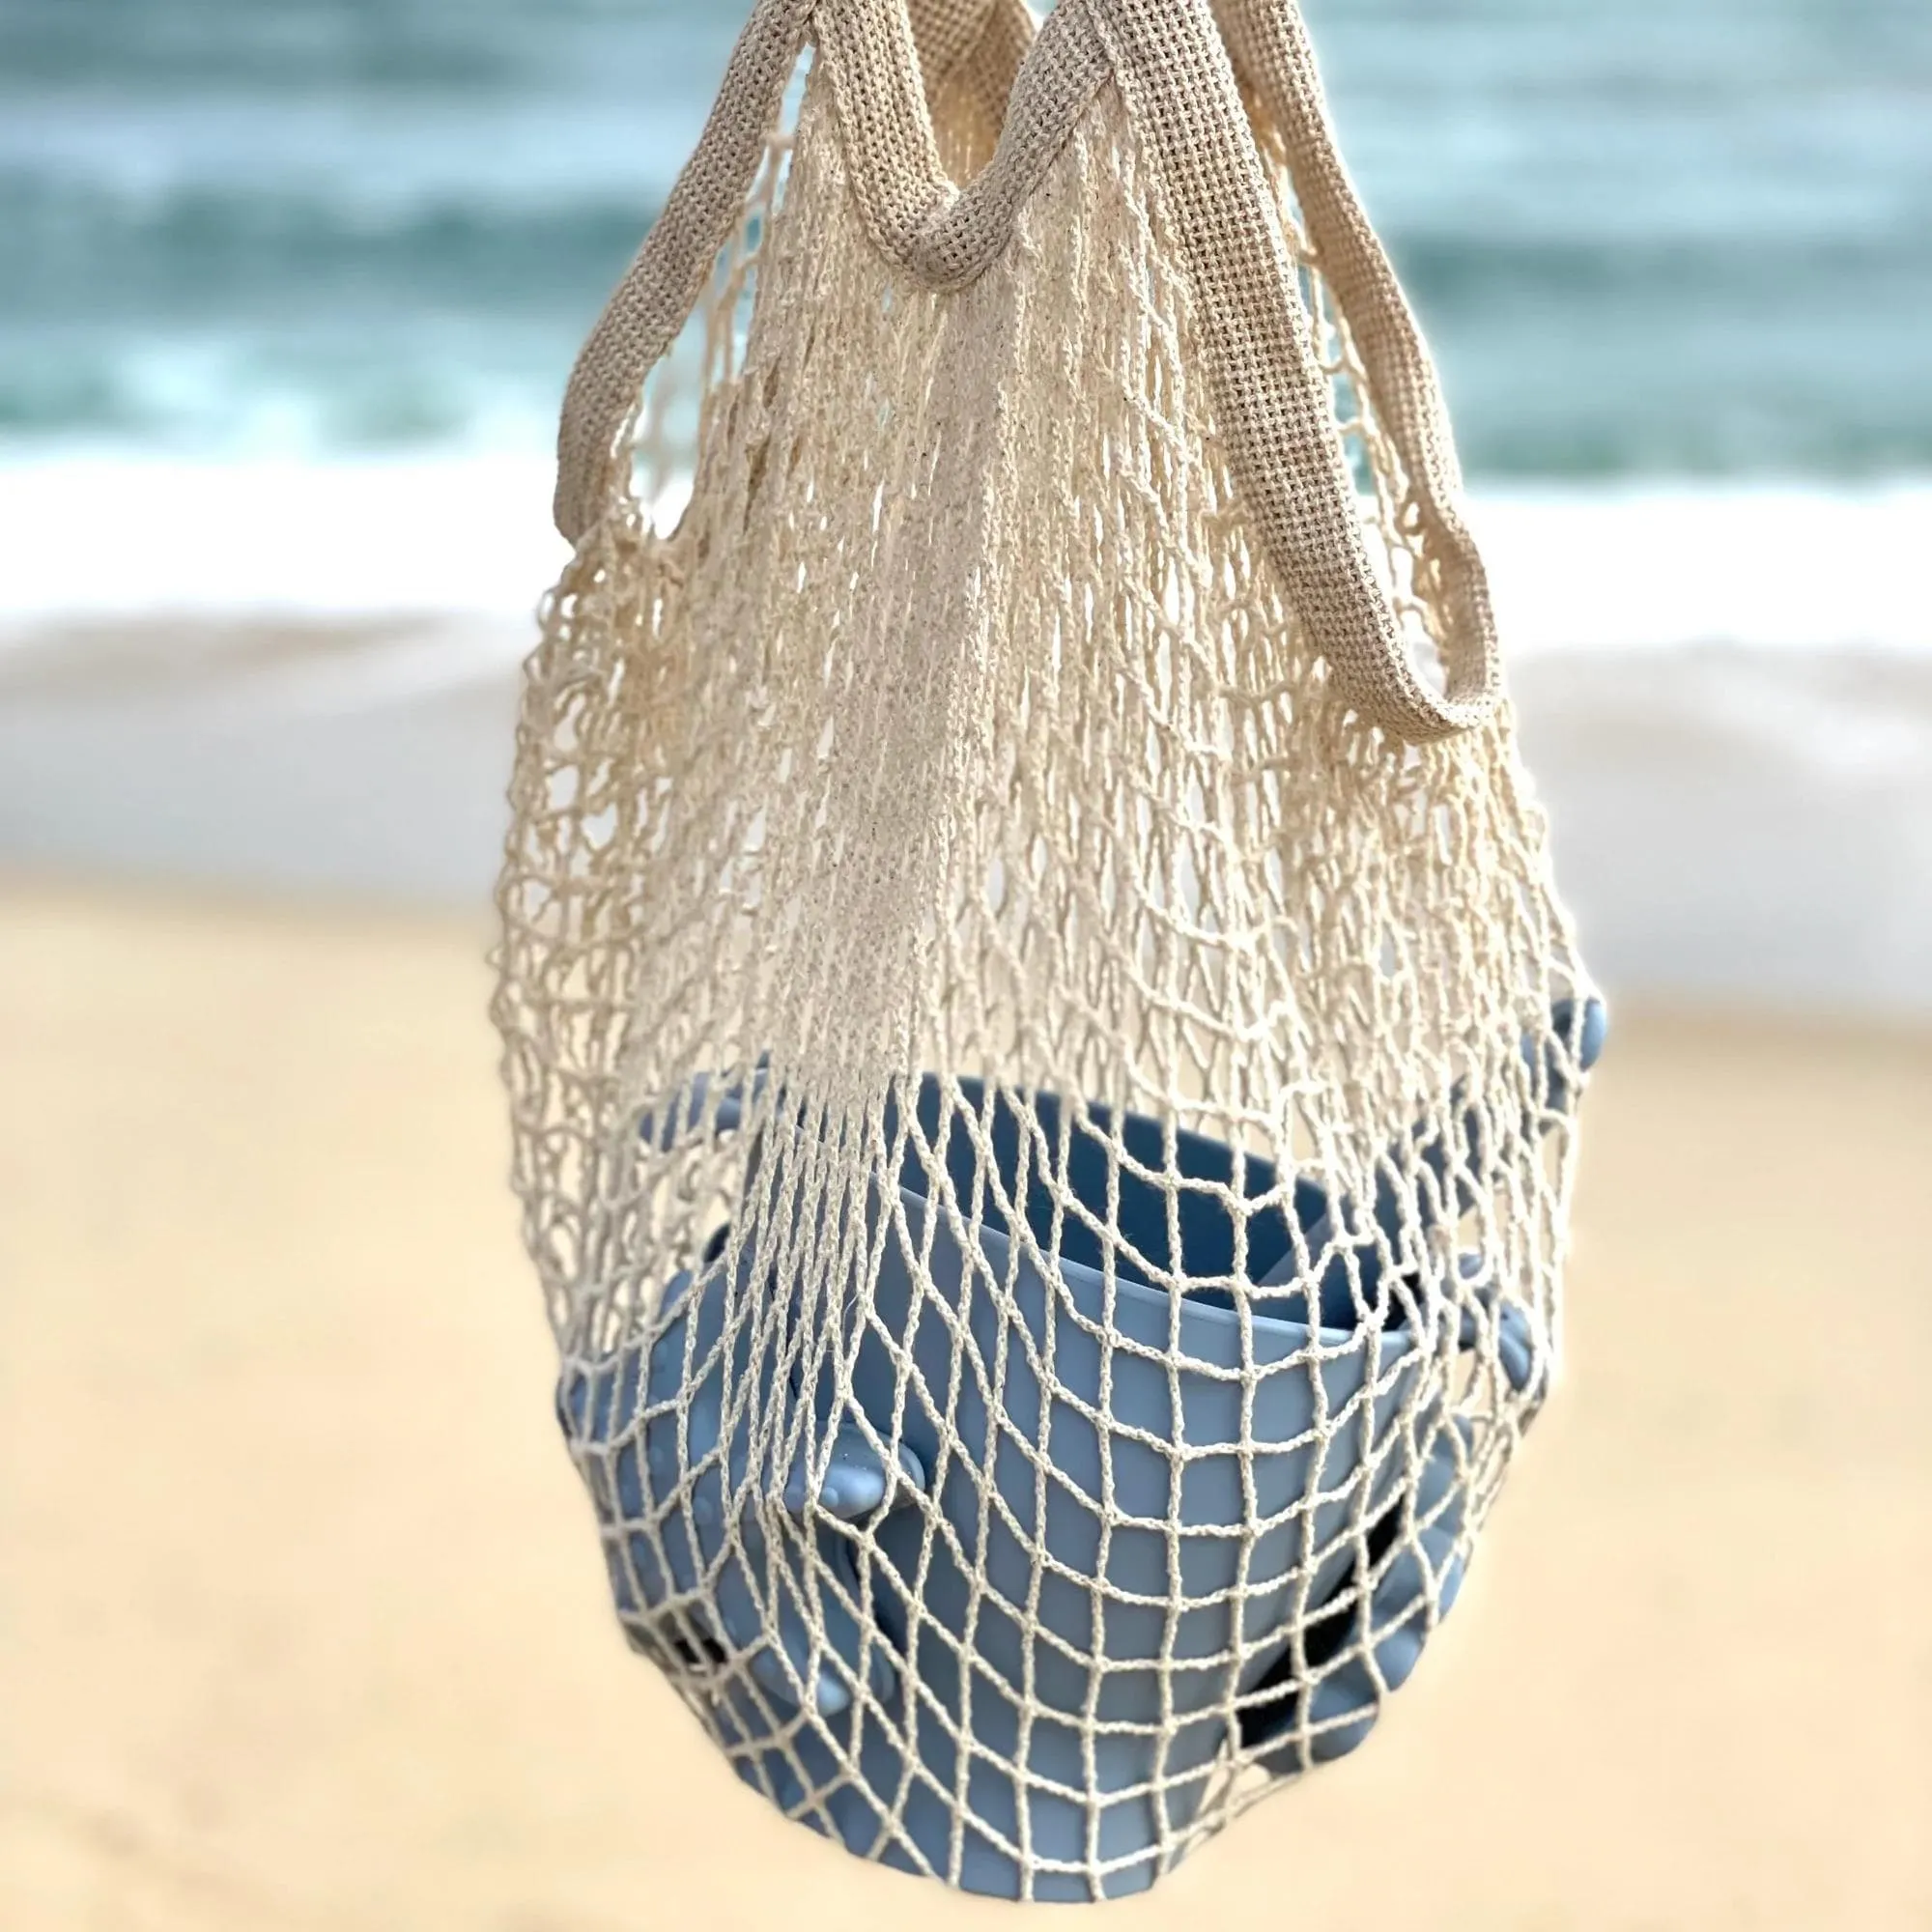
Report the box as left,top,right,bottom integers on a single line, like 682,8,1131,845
2,0,1929,642
4,0,1929,475
3,2,1929,1005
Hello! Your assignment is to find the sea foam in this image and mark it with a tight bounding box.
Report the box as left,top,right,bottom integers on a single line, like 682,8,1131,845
3,453,1927,661
4,455,1927,1013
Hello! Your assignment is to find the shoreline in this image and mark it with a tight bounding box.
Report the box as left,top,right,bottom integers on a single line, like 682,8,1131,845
4,461,1927,1016
4,611,1929,1019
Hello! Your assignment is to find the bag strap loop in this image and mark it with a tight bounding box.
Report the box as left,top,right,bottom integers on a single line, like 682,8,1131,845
1089,0,1499,738
553,0,1042,548
1208,0,1500,736
554,0,813,549
814,0,1109,288
554,0,1500,743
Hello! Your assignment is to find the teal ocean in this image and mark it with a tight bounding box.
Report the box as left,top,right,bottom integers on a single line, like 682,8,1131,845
3,0,1929,477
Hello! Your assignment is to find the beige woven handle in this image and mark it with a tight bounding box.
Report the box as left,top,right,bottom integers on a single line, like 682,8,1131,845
554,0,1500,742
1089,0,1500,737
1208,0,1499,734
552,0,1030,546
553,0,810,551
898,0,1024,94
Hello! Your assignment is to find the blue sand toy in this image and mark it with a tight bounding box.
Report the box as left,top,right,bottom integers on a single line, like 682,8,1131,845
559,998,1605,1899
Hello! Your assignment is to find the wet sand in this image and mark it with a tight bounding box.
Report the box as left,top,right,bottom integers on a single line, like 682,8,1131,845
3,880,1928,1929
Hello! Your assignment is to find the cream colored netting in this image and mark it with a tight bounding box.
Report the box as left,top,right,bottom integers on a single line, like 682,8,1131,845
497,7,1591,1904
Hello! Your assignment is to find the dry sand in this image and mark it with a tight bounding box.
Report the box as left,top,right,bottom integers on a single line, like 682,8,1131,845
3,880,1928,1930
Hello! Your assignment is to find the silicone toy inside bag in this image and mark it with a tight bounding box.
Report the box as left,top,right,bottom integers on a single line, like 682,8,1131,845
557,999,1606,1901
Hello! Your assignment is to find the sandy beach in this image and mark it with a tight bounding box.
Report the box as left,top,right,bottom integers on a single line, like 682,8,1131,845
3,878,1928,1930
7,480,1930,1018
9,0,1930,1918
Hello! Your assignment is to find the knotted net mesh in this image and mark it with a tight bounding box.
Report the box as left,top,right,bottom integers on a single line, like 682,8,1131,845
496,37,1590,1905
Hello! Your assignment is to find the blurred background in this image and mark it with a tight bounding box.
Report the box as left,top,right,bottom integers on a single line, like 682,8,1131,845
2,3,1928,1928
2,0,1929,1002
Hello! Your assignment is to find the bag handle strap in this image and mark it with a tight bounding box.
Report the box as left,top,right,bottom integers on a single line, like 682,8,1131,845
555,0,1499,743
553,0,1046,548
812,0,1109,287
1088,0,1499,738
554,0,811,550
1207,0,1499,735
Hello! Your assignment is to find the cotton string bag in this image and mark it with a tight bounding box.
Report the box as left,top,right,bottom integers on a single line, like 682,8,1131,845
495,0,1600,1903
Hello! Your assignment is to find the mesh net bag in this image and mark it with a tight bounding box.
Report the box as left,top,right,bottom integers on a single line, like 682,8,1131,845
495,0,1601,1902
